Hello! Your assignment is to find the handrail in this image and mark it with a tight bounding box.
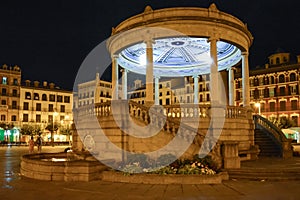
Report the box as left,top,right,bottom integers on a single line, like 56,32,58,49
253,114,288,144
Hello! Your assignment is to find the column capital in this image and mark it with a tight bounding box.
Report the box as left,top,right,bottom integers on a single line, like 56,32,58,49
154,75,160,79
192,74,199,79
226,66,236,71
144,38,155,46
207,36,220,43
120,68,128,73
241,51,249,56
112,54,119,59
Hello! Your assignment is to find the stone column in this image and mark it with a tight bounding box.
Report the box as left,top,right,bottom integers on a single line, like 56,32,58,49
228,67,236,106
145,39,154,104
193,75,199,104
154,76,160,105
242,52,250,107
121,68,128,100
209,37,219,104
112,54,119,100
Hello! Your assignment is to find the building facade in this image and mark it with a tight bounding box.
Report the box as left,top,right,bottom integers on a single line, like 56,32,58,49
0,64,74,142
0,64,21,126
76,73,113,108
20,80,73,131
235,52,300,126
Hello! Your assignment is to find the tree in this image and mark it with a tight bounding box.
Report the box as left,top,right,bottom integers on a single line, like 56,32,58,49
60,127,72,143
20,124,42,136
20,124,34,135
269,117,296,129
45,123,59,146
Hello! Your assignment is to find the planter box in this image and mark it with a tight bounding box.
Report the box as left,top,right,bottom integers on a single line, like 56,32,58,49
101,171,229,184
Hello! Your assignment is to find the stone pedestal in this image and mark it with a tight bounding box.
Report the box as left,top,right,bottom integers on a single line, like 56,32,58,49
222,141,240,169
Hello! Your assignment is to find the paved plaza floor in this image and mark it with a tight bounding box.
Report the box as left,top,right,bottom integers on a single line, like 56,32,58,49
1,145,300,200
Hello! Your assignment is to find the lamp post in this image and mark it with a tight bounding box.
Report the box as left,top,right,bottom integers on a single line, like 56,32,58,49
255,102,261,115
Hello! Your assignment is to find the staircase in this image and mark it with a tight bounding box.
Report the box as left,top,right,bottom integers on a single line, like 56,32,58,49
254,129,281,157
253,115,293,158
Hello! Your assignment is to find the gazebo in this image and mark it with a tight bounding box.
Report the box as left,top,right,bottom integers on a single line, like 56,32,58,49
107,4,253,107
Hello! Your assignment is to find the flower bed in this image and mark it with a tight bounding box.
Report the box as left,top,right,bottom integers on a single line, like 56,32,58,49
101,153,228,184
101,171,228,184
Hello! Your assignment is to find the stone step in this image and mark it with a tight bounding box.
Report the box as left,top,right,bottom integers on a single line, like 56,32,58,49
226,168,300,180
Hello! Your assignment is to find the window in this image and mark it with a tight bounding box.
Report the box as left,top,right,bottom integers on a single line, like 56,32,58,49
254,78,259,86
254,89,259,99
292,116,298,126
280,101,286,111
263,76,269,85
279,74,285,83
36,115,41,123
36,103,41,111
25,92,31,99
11,115,16,121
34,93,39,100
291,100,298,110
166,98,170,105
12,89,18,97
187,96,190,103
48,104,54,112
206,94,210,101
200,94,203,102
166,91,170,96
1,100,6,105
2,88,7,96
57,95,63,102
60,116,64,121
12,101,17,109
23,114,28,122
42,94,47,101
13,78,18,85
49,94,55,102
264,88,269,98
270,102,275,112
48,115,53,123
290,73,296,82
270,76,275,84
2,77,7,85
269,88,275,97
1,115,5,121
276,57,280,64
60,105,65,112
23,102,29,110
279,87,285,96
261,103,265,112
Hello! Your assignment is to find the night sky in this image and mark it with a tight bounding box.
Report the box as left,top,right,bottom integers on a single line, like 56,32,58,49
1,0,300,90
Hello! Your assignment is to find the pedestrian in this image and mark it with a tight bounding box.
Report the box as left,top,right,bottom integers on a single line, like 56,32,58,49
36,134,43,153
28,136,34,153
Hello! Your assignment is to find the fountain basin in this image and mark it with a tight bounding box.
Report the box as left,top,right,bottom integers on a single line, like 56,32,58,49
20,152,109,182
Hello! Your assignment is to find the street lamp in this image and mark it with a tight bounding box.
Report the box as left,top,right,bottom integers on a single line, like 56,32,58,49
255,102,261,115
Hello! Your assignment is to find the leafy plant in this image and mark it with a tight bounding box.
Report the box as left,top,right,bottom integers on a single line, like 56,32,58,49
156,153,177,167
118,154,219,175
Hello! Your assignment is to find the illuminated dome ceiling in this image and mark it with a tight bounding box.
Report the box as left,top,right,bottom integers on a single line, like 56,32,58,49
118,37,241,77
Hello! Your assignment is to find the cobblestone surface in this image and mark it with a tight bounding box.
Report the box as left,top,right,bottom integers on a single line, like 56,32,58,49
1,146,300,200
